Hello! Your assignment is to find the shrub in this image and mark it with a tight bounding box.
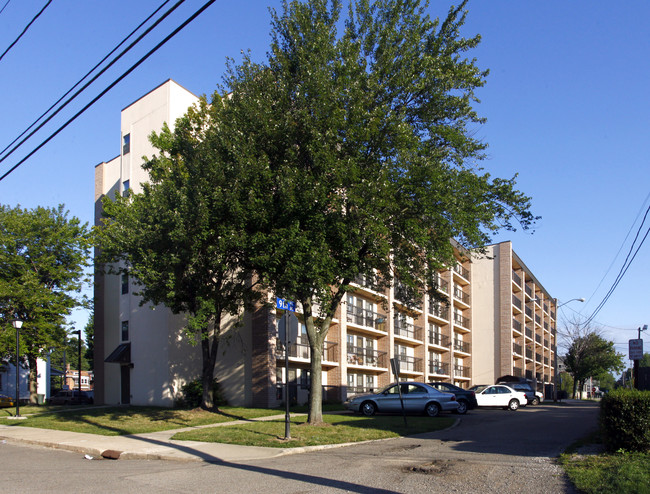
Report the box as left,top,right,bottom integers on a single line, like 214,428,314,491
600,388,650,452
177,379,226,409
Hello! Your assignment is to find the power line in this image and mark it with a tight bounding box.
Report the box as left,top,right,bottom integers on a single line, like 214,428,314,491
0,0,181,165
0,0,218,183
583,200,650,326
0,0,52,64
0,0,11,16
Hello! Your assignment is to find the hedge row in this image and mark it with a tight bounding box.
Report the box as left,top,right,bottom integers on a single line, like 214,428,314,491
600,388,650,452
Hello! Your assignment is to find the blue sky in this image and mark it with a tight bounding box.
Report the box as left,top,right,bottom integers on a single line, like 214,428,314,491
0,1,648,363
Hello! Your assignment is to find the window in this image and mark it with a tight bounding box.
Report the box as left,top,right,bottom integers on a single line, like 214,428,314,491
122,133,130,154
121,321,129,341
122,180,130,198
121,273,129,294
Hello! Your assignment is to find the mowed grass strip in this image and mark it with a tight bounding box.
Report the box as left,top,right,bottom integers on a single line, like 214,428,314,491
0,406,283,436
560,452,650,494
172,413,456,448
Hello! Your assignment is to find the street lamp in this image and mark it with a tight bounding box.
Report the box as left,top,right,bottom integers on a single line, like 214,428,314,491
553,297,585,401
11,319,23,417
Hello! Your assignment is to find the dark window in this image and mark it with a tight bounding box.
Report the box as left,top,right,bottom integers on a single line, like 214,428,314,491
121,273,129,294
123,133,130,154
121,321,129,341
122,180,130,198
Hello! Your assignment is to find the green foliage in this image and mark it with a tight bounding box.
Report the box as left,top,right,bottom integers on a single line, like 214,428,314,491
565,333,624,397
561,451,650,494
213,0,536,423
0,204,90,400
84,313,94,371
600,388,650,452
177,379,226,409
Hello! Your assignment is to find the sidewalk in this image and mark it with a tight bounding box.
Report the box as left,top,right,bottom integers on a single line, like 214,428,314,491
0,413,339,463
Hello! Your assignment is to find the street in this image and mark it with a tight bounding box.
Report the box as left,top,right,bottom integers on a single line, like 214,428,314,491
0,402,598,493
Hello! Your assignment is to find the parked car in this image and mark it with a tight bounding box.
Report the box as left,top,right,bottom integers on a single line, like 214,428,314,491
428,382,477,414
49,390,93,405
497,381,540,405
470,384,528,411
345,382,458,417
0,394,15,408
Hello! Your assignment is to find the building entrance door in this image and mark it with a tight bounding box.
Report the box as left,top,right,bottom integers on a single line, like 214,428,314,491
120,365,130,404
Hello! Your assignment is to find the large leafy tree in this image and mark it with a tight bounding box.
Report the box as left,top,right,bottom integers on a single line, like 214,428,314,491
0,204,90,402
95,101,262,409
564,332,624,398
213,0,536,423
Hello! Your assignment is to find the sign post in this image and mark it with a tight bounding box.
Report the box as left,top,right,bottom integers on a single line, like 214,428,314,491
630,327,646,389
277,298,297,439
390,357,407,428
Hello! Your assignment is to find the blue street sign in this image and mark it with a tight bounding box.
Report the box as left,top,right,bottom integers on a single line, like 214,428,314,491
276,297,296,312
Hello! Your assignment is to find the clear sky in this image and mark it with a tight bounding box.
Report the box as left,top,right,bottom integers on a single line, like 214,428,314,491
0,1,648,364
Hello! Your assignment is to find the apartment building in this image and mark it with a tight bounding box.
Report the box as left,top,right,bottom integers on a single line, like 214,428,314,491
471,241,557,396
94,79,553,408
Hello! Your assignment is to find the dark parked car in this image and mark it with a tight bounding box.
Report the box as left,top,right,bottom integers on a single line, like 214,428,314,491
49,390,93,405
428,381,477,414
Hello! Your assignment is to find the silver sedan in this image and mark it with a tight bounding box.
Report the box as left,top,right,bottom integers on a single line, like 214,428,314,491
345,382,459,417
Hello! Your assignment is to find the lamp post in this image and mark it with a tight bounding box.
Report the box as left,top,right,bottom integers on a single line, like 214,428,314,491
74,329,82,403
11,319,23,417
553,297,585,401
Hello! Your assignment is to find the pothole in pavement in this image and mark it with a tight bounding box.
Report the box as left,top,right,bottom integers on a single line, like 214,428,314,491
403,459,465,475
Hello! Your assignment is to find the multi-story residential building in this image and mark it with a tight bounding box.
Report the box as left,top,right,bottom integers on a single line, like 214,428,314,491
471,241,557,396
94,79,553,408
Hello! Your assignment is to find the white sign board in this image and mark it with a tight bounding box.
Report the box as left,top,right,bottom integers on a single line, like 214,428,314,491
629,339,643,360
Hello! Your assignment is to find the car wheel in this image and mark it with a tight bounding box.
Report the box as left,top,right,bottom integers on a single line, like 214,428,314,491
508,399,519,411
531,397,540,406
361,401,376,417
455,400,468,415
425,402,441,417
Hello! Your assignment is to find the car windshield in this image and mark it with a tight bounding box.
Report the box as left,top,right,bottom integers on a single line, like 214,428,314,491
470,385,488,393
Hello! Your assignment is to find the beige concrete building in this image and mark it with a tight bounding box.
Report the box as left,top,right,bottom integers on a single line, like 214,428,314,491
471,241,557,395
94,80,554,408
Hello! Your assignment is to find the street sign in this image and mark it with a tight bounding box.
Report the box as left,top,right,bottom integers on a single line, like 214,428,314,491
278,312,299,344
390,357,401,380
630,339,644,360
276,297,296,312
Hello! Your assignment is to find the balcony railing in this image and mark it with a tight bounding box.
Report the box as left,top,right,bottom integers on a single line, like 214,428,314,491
512,270,521,286
525,370,533,380
525,327,533,338
544,339,549,348
454,313,470,329
397,355,423,373
535,314,541,325
514,367,523,377
535,334,542,344
512,319,522,332
454,364,470,378
346,345,387,368
543,303,549,313
453,287,470,305
544,357,549,365
428,361,450,375
353,273,379,291
429,302,449,320
347,385,378,395
428,331,449,347
453,339,470,354
536,353,542,362
346,306,386,331
394,319,423,341
525,284,533,298
525,348,533,359
453,264,470,281
433,274,449,294
525,306,533,318
513,343,522,355
277,340,338,362
512,295,522,310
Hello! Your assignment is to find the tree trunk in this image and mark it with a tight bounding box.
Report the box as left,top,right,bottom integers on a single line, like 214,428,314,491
27,354,38,404
307,338,324,424
200,316,221,410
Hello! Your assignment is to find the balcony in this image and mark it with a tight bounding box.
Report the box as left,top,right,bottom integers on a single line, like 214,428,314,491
347,385,378,395
346,306,387,332
397,355,423,373
525,348,533,359
525,327,533,339
277,340,338,362
453,287,470,307
454,364,470,379
433,274,449,294
536,353,542,362
513,343,523,355
346,345,387,368
512,270,521,287
512,295,522,312
428,361,450,376
525,306,533,319
453,339,471,354
394,319,423,341
429,302,449,321
428,331,449,348
453,264,470,282
512,318,522,333
453,312,470,330
353,273,381,293
525,284,533,299
544,338,549,348
513,367,523,377
535,334,542,344
544,357,549,366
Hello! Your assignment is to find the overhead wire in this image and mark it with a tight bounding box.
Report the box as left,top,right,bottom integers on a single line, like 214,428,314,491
0,0,11,16
0,0,182,165
0,0,218,183
0,0,52,63
582,199,650,326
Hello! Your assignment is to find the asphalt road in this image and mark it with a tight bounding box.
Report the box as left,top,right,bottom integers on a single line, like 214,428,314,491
0,401,598,493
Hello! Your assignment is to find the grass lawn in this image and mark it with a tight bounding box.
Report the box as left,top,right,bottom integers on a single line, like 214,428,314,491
560,451,650,494
172,412,456,448
0,406,283,435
